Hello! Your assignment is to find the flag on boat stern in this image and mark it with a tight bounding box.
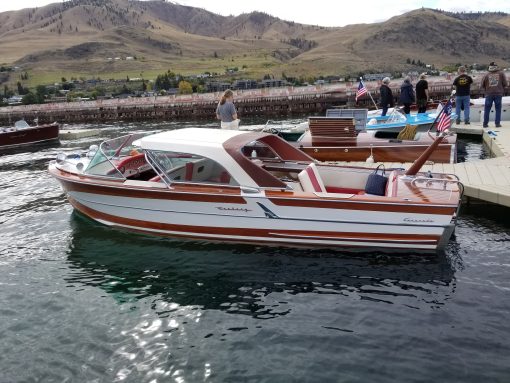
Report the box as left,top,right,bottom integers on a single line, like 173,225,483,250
355,80,368,102
436,100,453,132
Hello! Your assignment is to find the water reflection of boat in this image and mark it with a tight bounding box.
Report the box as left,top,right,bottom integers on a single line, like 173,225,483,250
0,120,59,149
65,213,456,316
49,128,462,252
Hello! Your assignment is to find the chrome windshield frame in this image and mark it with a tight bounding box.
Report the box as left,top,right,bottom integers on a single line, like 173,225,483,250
85,132,148,179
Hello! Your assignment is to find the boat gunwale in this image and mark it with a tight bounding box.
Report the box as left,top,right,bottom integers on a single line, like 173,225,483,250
49,164,459,210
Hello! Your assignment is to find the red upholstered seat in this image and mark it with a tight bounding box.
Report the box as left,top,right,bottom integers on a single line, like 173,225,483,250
325,186,364,194
298,163,326,193
108,153,146,176
185,162,194,181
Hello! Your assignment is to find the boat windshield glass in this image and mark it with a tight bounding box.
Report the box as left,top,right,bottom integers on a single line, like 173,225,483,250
385,110,406,123
14,120,31,129
146,150,239,186
85,133,147,178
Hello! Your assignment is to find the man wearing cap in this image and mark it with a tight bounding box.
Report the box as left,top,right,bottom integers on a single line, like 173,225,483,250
453,66,473,125
481,62,508,128
379,77,394,117
415,73,429,114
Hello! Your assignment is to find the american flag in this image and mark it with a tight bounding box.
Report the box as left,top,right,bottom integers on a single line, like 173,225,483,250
436,100,453,132
355,80,367,102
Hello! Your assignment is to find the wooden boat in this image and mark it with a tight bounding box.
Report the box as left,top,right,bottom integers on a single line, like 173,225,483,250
0,120,59,149
292,117,457,163
48,128,462,253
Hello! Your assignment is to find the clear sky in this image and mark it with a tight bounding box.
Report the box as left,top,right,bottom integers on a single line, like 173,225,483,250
1,0,509,27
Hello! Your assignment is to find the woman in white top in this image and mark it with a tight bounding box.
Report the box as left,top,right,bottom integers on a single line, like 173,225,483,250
216,89,240,129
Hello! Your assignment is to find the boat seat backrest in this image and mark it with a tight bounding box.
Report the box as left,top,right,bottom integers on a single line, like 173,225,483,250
109,153,148,176
385,171,398,197
185,162,194,181
319,167,371,190
298,163,326,193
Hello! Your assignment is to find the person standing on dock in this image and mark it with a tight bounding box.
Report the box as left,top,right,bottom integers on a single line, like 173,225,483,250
481,62,508,128
415,73,429,114
399,77,415,115
379,77,394,117
216,89,240,129
452,66,473,125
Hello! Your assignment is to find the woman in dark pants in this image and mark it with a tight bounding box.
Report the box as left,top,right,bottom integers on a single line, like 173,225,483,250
399,76,415,115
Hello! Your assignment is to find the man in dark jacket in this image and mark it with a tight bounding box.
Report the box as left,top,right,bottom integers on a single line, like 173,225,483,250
481,62,508,128
399,76,415,115
379,77,394,116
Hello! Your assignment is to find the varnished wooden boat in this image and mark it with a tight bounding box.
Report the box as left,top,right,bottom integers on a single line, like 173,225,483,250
0,120,59,149
294,117,456,163
49,128,462,253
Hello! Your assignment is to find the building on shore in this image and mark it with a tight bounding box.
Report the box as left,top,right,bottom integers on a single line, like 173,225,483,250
364,73,392,81
232,79,258,90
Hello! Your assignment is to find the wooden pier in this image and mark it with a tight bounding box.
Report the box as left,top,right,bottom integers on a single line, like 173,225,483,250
0,78,496,126
59,128,100,140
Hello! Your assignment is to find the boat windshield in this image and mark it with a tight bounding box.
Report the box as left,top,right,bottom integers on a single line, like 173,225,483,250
384,110,406,123
85,133,147,178
14,120,31,129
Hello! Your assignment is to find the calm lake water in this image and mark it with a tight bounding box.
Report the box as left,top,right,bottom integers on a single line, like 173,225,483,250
1,120,509,382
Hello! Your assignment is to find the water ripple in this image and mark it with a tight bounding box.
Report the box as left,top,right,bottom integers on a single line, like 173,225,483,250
1,120,510,382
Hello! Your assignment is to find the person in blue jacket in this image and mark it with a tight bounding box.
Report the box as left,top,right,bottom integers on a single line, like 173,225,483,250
399,76,416,115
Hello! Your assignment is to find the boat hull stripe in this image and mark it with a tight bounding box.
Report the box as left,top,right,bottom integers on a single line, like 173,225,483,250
68,197,441,246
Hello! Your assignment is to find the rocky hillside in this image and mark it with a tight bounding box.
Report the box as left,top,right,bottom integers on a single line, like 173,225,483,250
0,1,508,82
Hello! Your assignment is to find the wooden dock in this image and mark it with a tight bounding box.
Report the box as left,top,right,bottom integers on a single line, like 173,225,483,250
336,123,510,207
59,128,100,140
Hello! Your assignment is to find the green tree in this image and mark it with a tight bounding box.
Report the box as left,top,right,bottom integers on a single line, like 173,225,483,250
22,92,37,105
3,85,13,98
17,82,27,95
35,85,47,103
178,80,193,94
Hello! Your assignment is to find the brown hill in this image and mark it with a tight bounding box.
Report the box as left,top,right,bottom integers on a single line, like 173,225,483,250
0,1,508,85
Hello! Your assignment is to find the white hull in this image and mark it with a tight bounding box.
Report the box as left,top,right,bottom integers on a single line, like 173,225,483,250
67,189,454,251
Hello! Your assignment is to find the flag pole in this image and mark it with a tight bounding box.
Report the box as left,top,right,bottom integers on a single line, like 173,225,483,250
360,77,379,110
427,90,456,133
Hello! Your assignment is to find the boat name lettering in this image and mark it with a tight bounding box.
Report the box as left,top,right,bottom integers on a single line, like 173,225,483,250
217,207,252,213
403,217,434,223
